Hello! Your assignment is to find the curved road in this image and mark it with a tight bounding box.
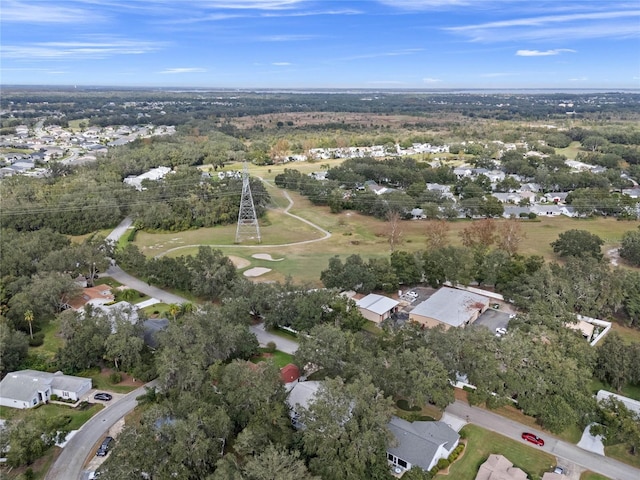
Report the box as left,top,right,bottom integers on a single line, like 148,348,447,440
446,401,639,480
46,382,157,480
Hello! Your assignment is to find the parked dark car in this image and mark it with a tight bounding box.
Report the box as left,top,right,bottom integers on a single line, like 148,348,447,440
94,392,113,401
521,432,544,446
96,436,113,456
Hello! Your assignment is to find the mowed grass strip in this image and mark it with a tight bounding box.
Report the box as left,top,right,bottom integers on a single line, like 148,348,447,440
581,472,612,480
438,424,556,480
605,443,640,469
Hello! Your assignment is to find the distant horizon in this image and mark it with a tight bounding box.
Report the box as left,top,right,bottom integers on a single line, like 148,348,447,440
3,84,640,95
2,1,639,90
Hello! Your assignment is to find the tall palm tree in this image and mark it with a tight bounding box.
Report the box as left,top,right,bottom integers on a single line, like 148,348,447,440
24,309,34,339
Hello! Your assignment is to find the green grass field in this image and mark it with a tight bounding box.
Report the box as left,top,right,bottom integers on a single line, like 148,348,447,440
436,425,556,480
580,473,611,480
605,443,640,469
250,349,294,368
132,184,640,286
77,367,140,394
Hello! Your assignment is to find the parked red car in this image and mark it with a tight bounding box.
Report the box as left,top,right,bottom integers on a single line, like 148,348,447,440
521,432,544,446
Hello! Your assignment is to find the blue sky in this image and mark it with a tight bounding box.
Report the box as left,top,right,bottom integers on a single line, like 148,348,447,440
1,0,639,89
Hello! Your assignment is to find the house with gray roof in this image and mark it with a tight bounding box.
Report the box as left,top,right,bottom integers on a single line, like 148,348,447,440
387,416,460,474
0,370,91,409
356,293,400,325
409,287,490,329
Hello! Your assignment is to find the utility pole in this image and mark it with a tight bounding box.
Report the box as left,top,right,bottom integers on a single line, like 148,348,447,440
235,163,261,243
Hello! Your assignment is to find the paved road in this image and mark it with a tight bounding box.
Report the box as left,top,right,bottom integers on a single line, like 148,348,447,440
106,216,133,243
251,322,298,354
46,382,157,480
105,264,188,305
446,400,640,480
105,266,296,353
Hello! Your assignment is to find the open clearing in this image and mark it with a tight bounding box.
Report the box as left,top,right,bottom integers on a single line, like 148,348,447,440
132,180,640,285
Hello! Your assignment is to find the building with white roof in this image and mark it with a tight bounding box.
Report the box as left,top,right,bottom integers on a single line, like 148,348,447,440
355,293,400,325
0,370,92,409
409,287,490,329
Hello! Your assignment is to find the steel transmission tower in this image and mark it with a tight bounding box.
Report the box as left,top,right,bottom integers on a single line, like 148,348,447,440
235,163,261,243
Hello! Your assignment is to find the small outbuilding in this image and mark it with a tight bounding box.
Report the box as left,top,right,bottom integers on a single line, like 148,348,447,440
280,363,301,384
355,293,400,325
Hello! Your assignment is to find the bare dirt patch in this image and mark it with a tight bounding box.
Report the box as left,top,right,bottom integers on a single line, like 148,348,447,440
243,267,272,277
228,255,251,269
251,253,284,261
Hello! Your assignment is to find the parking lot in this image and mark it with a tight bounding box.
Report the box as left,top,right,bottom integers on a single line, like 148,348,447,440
473,308,513,335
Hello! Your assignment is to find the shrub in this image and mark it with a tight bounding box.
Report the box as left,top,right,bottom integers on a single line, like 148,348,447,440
429,467,439,476
50,394,59,401
265,341,277,353
110,372,122,384
28,331,45,347
437,458,450,470
528,212,537,219
126,227,138,242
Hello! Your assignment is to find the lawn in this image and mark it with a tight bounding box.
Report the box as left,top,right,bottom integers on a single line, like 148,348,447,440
589,378,640,402
131,179,640,285
31,320,64,359
250,349,294,368
77,367,141,394
580,472,612,480
605,443,640,469
610,322,640,346
0,402,103,430
437,424,556,480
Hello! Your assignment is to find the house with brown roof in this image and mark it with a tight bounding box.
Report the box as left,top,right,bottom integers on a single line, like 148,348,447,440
475,454,528,480
67,285,114,311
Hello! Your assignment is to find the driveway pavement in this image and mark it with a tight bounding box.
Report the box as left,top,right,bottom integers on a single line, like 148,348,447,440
577,423,606,455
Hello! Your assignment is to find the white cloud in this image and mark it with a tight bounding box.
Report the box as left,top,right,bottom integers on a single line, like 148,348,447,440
568,76,588,82
159,67,207,74
1,0,105,23
450,10,640,31
446,9,640,42
423,77,442,84
1,38,162,60
272,62,291,66
516,49,575,56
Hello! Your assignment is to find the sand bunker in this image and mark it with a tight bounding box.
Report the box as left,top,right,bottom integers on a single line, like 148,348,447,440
243,267,272,277
228,255,251,269
251,253,284,262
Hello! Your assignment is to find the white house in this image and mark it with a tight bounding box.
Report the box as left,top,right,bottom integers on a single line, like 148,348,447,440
0,370,92,409
386,416,460,474
123,166,172,191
